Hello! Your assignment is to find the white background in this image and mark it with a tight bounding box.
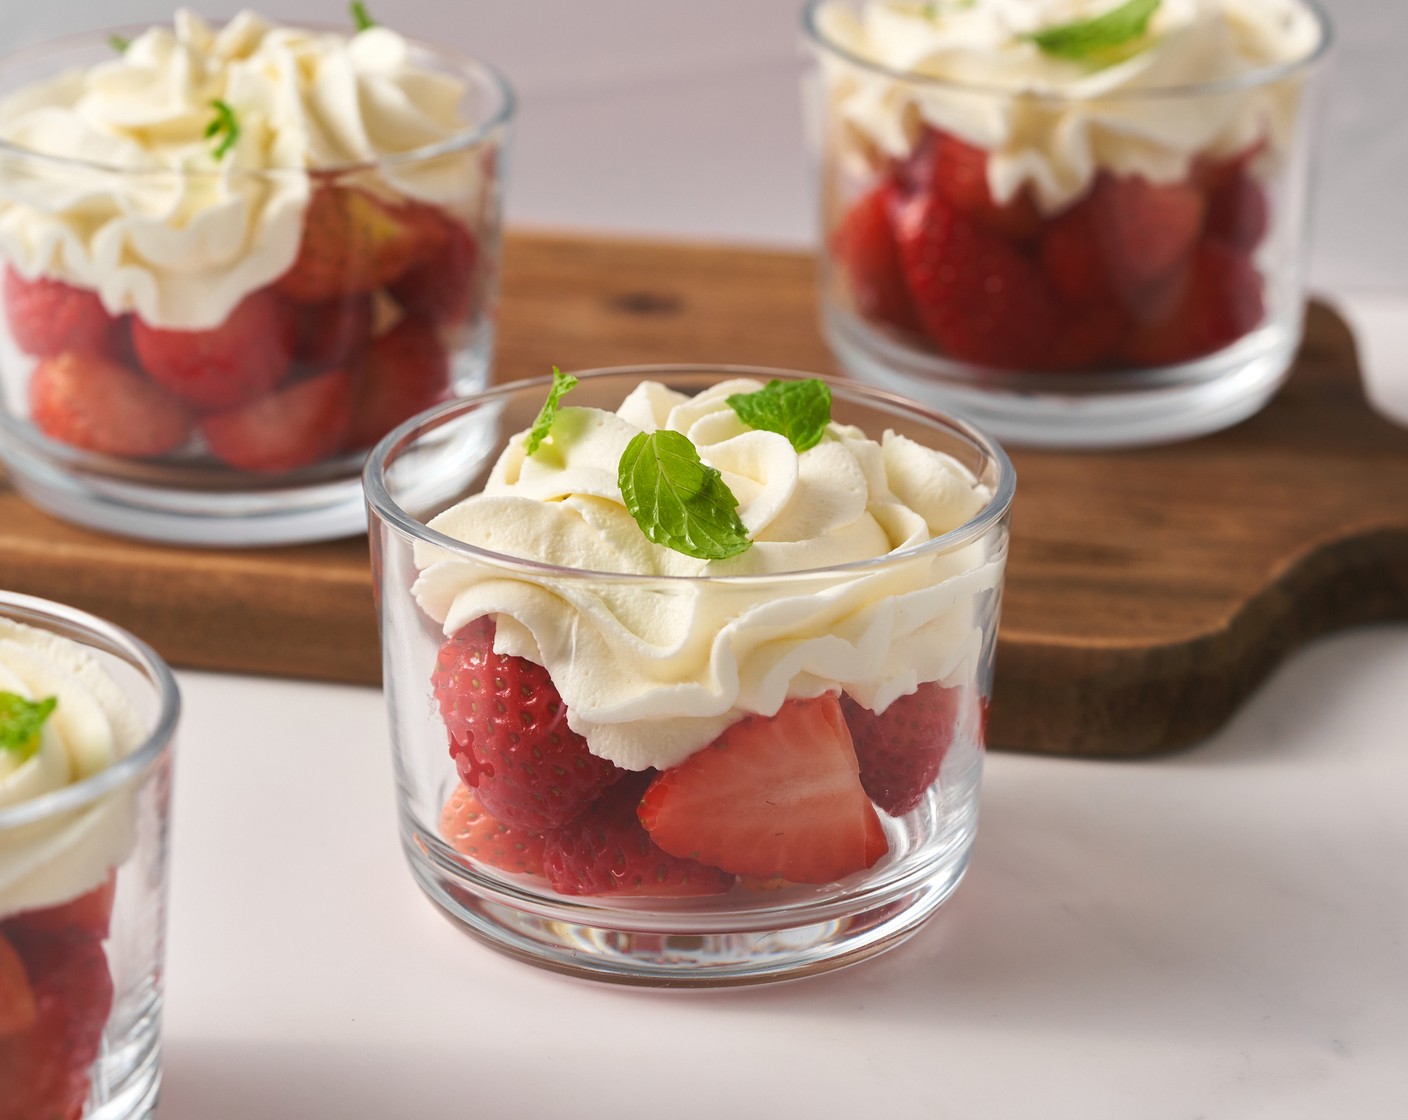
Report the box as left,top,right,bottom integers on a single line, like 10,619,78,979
0,3,1405,1117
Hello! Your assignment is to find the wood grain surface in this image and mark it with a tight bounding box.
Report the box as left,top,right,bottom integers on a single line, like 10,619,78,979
1,230,1404,756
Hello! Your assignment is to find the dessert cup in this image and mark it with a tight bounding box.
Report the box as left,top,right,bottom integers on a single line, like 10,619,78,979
0,590,179,1118
364,366,1013,985
804,0,1331,448
0,19,513,546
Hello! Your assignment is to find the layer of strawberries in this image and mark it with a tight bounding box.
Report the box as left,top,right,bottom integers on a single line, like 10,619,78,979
433,617,978,896
0,876,116,1120
834,126,1271,373
2,185,483,473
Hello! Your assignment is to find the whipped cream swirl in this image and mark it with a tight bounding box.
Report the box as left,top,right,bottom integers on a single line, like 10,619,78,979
413,379,1003,771
814,0,1324,212
0,9,477,329
0,618,145,918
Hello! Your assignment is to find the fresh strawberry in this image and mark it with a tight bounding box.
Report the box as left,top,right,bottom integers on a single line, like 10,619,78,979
132,289,294,411
1121,241,1265,367
389,208,480,325
7,876,116,942
0,934,36,1039
291,293,374,372
1089,172,1205,291
431,618,624,831
893,189,1057,370
199,367,353,472
3,269,116,358
1205,170,1269,252
277,187,430,304
440,784,546,877
543,772,733,897
903,129,1043,242
1040,198,1112,305
841,684,961,817
29,352,192,458
0,934,113,1120
1047,301,1127,371
344,317,451,451
638,695,888,884
833,184,919,332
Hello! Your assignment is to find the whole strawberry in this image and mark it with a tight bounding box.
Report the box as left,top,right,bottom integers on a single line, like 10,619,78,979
132,289,294,411
3,268,116,358
440,785,546,878
199,367,353,473
543,772,733,897
841,683,962,817
431,618,624,831
29,352,192,459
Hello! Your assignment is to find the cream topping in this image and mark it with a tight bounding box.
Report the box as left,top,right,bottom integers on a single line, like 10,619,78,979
0,618,145,919
412,379,1003,771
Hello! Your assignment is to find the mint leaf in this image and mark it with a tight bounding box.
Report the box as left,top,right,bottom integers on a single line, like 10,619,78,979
109,34,131,53
726,378,832,452
351,2,377,31
204,100,240,160
0,692,57,764
1027,0,1160,61
618,430,751,560
524,367,578,456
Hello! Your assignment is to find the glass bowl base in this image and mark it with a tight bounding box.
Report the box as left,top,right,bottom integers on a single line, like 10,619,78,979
823,305,1301,450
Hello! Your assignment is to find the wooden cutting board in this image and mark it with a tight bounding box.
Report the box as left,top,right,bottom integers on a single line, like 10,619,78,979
2,231,1405,757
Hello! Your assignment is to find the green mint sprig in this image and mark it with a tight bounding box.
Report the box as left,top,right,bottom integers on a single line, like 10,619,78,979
1026,0,1161,62
524,368,578,456
726,378,832,453
618,429,751,560
351,2,377,31
109,34,131,53
205,100,240,160
0,692,57,765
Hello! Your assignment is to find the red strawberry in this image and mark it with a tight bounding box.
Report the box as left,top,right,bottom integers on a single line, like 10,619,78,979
543,772,733,897
291,293,374,371
440,785,546,877
1089,172,1205,291
893,189,1057,370
7,876,116,942
1040,198,1112,305
277,187,430,304
133,289,294,411
1047,302,1127,371
3,269,116,358
344,317,452,451
833,184,919,333
841,684,961,817
199,367,353,472
1122,241,1265,367
0,934,113,1120
1205,170,1269,252
0,934,36,1038
29,352,192,458
431,618,624,831
638,695,888,884
904,129,1043,242
389,209,481,325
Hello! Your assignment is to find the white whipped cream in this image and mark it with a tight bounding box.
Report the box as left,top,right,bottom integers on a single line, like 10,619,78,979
814,0,1324,212
412,379,1004,771
0,618,145,919
0,9,477,330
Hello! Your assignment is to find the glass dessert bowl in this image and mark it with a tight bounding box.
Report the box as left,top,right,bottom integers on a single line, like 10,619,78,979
0,10,513,546
0,591,179,1119
804,0,1331,448
365,365,1013,985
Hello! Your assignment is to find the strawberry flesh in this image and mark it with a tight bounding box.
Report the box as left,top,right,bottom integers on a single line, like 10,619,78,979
638,695,888,884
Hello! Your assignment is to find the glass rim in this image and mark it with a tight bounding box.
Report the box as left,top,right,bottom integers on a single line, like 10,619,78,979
362,363,1016,585
0,590,179,831
801,0,1333,103
0,21,516,179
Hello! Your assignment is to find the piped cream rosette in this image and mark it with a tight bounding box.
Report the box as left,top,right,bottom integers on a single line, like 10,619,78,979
413,379,1003,771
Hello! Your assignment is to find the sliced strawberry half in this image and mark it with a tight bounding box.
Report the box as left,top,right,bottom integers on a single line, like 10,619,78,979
543,772,734,897
29,352,192,459
833,184,919,333
344,316,451,451
638,695,888,885
3,269,117,359
199,367,353,473
1121,241,1266,367
1089,172,1206,292
389,208,481,325
842,684,962,817
291,293,374,372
